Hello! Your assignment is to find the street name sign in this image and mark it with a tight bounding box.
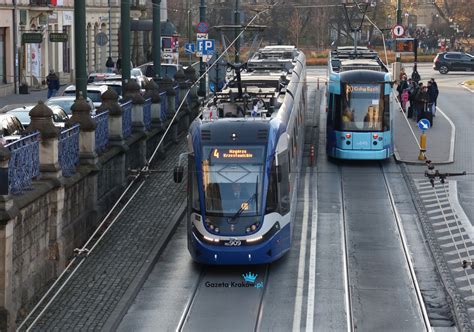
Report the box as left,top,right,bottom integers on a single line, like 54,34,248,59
49,32,68,43
22,33,42,44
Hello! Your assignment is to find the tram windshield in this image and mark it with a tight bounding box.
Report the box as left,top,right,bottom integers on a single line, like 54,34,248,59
339,83,384,131
202,146,265,216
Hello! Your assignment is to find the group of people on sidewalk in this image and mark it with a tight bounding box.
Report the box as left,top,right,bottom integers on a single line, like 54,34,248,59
397,70,439,127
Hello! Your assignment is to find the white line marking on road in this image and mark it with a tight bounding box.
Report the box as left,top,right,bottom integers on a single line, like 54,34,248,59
448,181,474,242
436,106,456,163
292,169,310,332
439,233,468,241
430,212,457,220
427,207,454,214
432,220,462,227
441,240,474,248
306,170,318,332
425,202,450,208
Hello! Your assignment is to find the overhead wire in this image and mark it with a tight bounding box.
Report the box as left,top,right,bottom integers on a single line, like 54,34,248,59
16,4,278,331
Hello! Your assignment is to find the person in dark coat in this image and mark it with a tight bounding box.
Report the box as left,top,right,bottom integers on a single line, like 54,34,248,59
430,78,439,112
415,84,429,122
427,81,437,116
105,57,114,73
46,69,60,98
115,57,122,73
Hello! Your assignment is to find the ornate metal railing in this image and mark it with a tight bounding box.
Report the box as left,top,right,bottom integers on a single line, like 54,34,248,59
5,132,40,194
174,86,180,109
59,124,80,177
143,98,152,131
160,92,168,121
185,80,192,107
121,101,132,139
93,110,109,153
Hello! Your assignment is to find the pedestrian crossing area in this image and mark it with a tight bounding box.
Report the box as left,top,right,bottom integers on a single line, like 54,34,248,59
414,178,474,324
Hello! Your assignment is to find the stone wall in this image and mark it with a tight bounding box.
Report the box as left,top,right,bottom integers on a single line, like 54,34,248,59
0,79,199,330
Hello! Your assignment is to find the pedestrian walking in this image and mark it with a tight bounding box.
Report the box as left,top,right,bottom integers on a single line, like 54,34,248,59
407,78,418,118
105,57,115,73
427,81,437,117
430,78,439,115
46,69,60,99
115,57,122,73
397,74,408,102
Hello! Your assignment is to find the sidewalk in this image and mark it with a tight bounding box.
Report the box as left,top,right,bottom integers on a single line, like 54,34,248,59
0,85,70,109
393,105,454,164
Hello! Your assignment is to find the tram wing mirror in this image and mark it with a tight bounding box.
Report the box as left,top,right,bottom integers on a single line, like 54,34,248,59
173,166,184,183
275,165,282,183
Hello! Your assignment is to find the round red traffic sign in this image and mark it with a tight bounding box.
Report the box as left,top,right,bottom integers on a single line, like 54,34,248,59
196,21,209,33
392,24,405,37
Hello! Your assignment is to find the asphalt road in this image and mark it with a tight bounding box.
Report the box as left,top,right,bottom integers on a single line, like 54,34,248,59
115,68,432,331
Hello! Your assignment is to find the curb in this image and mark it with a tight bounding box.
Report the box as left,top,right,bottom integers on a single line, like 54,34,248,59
393,147,454,165
102,200,187,332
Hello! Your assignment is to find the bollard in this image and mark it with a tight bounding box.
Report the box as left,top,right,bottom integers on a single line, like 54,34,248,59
317,77,319,90
418,131,427,160
310,144,315,166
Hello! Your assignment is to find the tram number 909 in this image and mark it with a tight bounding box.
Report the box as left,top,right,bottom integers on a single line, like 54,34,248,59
224,238,242,246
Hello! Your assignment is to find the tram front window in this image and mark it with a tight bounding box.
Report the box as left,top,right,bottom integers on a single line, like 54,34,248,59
202,146,265,216
339,83,384,131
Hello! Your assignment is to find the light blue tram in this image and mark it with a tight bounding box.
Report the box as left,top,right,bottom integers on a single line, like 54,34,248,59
326,46,394,160
174,46,307,265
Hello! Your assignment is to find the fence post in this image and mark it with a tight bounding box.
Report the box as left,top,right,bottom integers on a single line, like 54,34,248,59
69,96,98,166
0,145,9,196
99,88,124,146
159,76,178,144
124,80,145,132
26,101,61,179
144,79,163,130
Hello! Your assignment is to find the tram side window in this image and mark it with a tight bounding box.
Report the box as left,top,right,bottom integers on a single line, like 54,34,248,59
278,152,291,215
383,95,390,131
189,155,200,211
266,161,278,213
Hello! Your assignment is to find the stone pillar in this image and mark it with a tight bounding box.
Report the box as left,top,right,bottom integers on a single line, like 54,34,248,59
99,88,124,146
0,146,9,197
174,69,191,132
162,77,179,144
124,80,145,132
184,65,199,115
144,79,163,130
26,101,61,180
68,96,98,166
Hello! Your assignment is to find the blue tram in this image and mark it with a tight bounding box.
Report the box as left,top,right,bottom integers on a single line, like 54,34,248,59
326,46,394,160
174,46,307,265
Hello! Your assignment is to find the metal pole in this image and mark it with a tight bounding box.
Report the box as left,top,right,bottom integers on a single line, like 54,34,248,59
198,0,206,96
108,0,112,58
152,0,162,79
188,8,192,65
74,0,87,98
396,0,402,63
234,0,240,63
12,0,18,94
121,0,131,97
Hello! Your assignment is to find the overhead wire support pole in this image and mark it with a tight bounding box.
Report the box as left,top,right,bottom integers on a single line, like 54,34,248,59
234,0,240,64
198,0,207,97
121,0,131,95
153,0,162,79
396,0,402,63
74,0,87,99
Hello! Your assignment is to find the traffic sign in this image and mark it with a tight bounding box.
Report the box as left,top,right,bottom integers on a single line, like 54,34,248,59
417,119,431,131
197,39,215,56
392,24,405,38
196,33,208,40
196,21,209,33
185,42,195,54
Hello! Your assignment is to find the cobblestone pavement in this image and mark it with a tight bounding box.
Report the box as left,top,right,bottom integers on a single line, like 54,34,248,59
19,137,188,331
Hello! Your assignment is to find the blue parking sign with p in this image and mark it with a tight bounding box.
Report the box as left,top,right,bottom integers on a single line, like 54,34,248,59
197,39,215,55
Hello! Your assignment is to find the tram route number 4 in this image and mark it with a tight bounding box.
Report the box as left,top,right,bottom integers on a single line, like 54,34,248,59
418,119,431,131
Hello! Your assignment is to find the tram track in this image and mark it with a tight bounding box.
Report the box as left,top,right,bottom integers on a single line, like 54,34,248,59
338,161,430,331
176,264,270,332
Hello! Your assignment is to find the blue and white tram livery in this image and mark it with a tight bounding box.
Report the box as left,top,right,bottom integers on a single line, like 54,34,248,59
176,46,307,265
326,46,394,160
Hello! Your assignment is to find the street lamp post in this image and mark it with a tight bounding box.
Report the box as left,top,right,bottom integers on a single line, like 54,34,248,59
121,0,131,95
74,0,87,98
152,0,162,79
